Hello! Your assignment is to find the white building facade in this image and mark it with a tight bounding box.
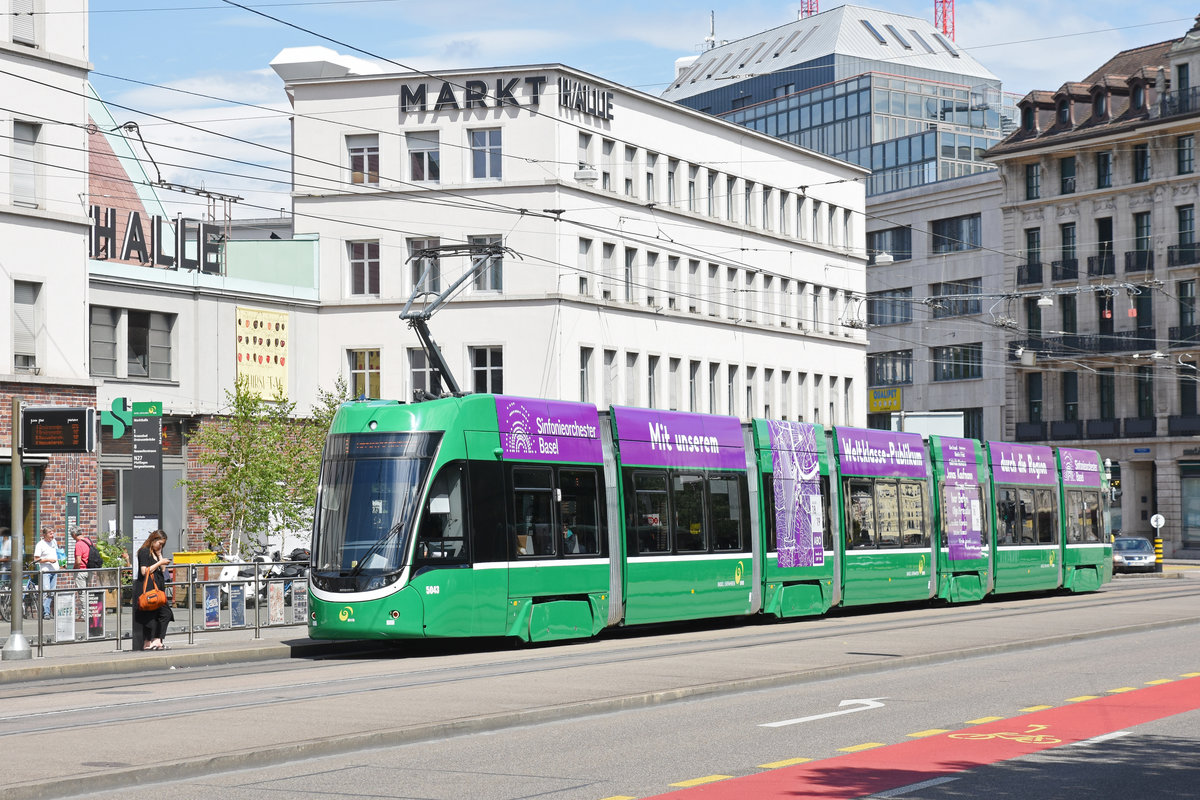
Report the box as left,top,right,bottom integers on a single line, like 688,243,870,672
274,51,870,424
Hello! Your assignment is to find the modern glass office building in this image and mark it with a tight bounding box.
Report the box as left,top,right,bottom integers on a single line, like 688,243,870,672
663,4,1018,195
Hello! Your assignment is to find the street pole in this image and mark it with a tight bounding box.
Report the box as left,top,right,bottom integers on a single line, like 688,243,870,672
3,396,32,660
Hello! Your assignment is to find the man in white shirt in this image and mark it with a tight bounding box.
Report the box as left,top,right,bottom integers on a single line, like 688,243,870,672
33,528,59,619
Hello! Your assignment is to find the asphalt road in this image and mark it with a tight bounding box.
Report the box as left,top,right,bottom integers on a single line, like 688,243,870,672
2,577,1197,800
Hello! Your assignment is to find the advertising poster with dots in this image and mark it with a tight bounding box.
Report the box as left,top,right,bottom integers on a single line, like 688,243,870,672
235,306,289,398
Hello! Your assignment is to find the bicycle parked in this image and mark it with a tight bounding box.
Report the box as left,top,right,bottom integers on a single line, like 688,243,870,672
0,574,42,623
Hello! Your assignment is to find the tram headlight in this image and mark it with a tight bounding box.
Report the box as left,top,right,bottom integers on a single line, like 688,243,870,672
390,610,400,619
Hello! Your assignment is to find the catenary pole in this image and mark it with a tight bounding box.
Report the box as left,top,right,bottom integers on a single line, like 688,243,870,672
3,396,31,660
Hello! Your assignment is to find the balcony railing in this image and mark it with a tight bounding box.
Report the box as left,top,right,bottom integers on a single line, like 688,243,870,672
1086,419,1121,439
1123,417,1157,437
1049,419,1083,440
1087,253,1115,277
1125,250,1154,272
1168,415,1200,435
1168,243,1200,267
1017,261,1043,285
1051,258,1079,281
1169,324,1200,347
1150,86,1200,120
1009,330,1156,357
1015,421,1046,442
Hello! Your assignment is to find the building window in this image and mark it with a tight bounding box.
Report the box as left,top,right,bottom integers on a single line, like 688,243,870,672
667,159,677,206
624,146,636,197
1025,228,1042,264
958,408,984,440
1136,366,1154,419
409,238,440,294
12,0,36,45
1179,280,1196,329
1061,295,1077,334
602,140,614,190
1179,135,1195,175
1096,151,1112,189
1021,106,1035,132
1134,212,1152,252
408,131,440,182
688,166,698,212
347,134,379,186
89,306,119,377
867,350,913,386
127,310,173,380
470,235,503,291
867,226,912,262
931,278,982,318
470,129,502,179
13,281,40,372
12,121,39,207
580,346,592,402
726,176,736,221
1063,372,1079,421
1098,369,1115,419
1025,163,1040,200
1027,373,1043,423
1060,156,1076,194
1132,143,1150,183
1179,205,1196,246
578,238,592,294
1061,222,1076,261
932,343,982,381
409,348,443,398
1092,92,1107,119
349,349,381,399
470,346,503,394
647,355,659,408
348,241,380,296
931,213,981,253
867,288,912,325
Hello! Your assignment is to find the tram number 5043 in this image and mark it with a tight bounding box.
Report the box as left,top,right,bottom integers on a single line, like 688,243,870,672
426,586,441,595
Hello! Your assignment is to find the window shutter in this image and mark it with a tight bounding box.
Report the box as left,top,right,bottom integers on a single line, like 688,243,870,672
12,122,37,206
13,281,38,360
13,0,35,44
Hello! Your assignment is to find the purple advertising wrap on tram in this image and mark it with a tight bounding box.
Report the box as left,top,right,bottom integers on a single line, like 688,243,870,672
1059,448,1102,488
768,420,824,568
989,441,1057,485
495,396,604,464
835,427,927,478
940,437,984,561
613,407,745,470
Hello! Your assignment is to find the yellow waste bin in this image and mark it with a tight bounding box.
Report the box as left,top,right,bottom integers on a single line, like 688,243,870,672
172,551,218,607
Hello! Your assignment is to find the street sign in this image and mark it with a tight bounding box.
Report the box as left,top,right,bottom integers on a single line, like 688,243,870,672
1150,514,1165,530
20,406,96,454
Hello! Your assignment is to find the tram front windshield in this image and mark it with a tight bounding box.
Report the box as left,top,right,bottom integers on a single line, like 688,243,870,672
312,432,442,591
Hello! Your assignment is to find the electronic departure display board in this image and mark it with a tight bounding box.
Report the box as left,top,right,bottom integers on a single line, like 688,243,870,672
20,406,96,454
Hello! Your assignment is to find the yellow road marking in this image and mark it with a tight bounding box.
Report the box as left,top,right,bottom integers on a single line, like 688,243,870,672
759,757,813,769
1107,687,1138,693
966,716,1004,724
906,729,950,738
599,797,637,800
1020,705,1054,712
1066,695,1100,702
838,742,886,752
1146,679,1172,685
1182,672,1200,678
670,775,731,788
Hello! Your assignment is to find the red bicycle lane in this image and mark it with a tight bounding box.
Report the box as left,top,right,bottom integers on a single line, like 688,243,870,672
646,675,1200,800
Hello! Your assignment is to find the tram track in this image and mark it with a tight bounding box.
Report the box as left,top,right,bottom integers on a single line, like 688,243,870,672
0,581,1196,739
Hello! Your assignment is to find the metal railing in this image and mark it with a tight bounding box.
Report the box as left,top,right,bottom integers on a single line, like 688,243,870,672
1,560,309,657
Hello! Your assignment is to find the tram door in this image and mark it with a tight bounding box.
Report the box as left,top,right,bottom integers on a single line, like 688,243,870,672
410,463,481,637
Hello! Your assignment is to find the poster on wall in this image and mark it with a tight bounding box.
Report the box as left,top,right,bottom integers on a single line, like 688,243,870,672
291,581,308,624
87,590,105,639
236,306,289,398
267,582,285,625
204,584,221,629
55,593,76,642
230,583,246,627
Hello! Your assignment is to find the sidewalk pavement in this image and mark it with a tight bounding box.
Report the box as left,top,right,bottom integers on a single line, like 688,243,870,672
1,560,1196,684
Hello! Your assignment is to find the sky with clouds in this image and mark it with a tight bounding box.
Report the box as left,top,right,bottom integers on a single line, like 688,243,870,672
85,0,1200,218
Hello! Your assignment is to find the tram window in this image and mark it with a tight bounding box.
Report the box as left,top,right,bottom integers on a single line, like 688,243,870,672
514,467,555,556
673,473,708,552
632,472,670,554
820,476,834,550
1036,488,1058,544
468,460,507,562
1065,490,1084,543
941,484,987,549
763,478,778,551
876,480,900,547
996,488,1019,546
1019,489,1036,543
417,463,467,560
847,480,875,549
560,468,601,555
899,481,928,547
710,475,747,551
1082,491,1101,542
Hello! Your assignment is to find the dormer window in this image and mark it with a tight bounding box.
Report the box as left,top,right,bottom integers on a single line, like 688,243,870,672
1092,92,1107,119
1132,83,1145,109
1056,100,1070,126
1021,106,1036,132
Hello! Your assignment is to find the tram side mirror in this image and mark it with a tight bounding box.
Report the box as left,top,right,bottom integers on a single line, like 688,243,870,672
429,494,450,515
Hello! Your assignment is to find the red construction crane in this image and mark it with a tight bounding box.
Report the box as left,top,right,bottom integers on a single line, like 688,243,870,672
935,0,955,40
800,1,818,18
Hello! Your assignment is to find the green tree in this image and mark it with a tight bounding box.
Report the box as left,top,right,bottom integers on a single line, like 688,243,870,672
181,375,348,555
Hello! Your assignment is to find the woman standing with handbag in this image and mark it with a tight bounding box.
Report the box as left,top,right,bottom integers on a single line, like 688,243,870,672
134,530,174,651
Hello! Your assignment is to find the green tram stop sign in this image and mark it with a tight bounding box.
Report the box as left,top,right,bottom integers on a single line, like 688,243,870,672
20,406,97,455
